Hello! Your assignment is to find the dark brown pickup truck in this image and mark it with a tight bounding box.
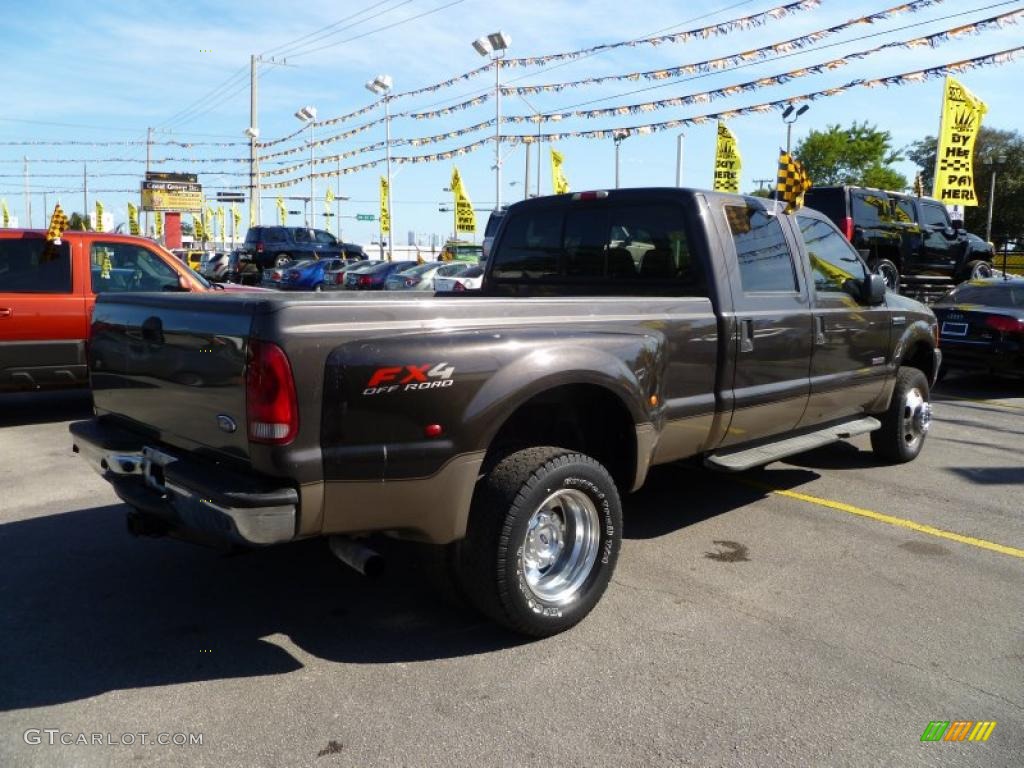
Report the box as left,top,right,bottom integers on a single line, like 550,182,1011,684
71,188,941,637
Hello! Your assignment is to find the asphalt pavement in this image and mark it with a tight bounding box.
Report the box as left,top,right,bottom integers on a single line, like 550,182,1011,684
0,374,1021,767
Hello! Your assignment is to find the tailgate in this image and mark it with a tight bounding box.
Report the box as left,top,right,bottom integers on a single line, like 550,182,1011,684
89,294,257,461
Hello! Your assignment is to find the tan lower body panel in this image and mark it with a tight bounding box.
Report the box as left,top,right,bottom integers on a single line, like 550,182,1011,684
650,413,716,466
320,451,486,544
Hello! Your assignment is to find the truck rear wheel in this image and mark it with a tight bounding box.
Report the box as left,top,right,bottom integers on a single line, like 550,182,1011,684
457,447,621,637
871,367,931,463
961,259,994,281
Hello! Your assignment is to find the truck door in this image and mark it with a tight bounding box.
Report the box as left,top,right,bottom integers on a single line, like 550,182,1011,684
715,200,813,448
790,214,891,428
0,234,87,388
914,199,963,272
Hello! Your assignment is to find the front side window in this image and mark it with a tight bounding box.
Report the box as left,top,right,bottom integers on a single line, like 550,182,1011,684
293,228,312,243
726,205,797,293
0,239,72,293
91,243,180,293
314,230,337,245
797,215,867,293
920,203,950,228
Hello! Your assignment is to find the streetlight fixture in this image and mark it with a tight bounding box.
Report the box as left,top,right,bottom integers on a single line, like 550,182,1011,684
472,31,511,211
244,126,260,225
294,106,317,227
782,103,810,155
984,151,1008,245
366,74,394,260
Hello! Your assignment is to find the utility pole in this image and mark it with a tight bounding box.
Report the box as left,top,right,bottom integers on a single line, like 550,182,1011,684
249,54,260,227
145,126,152,236
83,163,88,228
753,177,774,194
524,141,531,200
336,156,342,240
23,157,31,229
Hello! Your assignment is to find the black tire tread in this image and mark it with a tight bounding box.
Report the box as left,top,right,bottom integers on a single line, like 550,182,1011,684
871,367,929,463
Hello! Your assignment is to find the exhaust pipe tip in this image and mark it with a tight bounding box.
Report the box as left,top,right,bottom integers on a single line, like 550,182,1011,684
329,536,385,579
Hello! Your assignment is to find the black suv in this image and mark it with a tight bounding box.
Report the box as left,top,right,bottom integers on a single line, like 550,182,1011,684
242,226,366,269
804,186,993,294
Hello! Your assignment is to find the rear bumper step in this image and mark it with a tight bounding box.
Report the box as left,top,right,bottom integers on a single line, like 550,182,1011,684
704,417,881,472
70,418,298,546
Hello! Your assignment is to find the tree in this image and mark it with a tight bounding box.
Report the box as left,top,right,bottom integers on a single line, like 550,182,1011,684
180,220,194,236
907,127,1024,249
795,122,907,190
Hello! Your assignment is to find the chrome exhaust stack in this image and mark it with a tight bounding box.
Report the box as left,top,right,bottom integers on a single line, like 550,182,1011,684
328,536,384,578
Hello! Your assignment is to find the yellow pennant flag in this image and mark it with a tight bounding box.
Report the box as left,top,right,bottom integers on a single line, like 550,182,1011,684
231,204,241,234
776,150,812,214
127,202,140,235
216,207,226,242
94,200,104,232
379,177,390,234
933,76,987,206
46,203,69,244
551,148,570,195
1,199,9,227
154,211,163,238
276,196,287,226
713,122,741,194
451,167,477,234
192,213,204,242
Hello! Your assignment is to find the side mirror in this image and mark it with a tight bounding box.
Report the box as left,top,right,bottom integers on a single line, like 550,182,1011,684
861,273,886,305
950,219,964,232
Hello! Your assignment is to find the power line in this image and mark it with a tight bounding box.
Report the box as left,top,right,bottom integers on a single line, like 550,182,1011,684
262,0,414,59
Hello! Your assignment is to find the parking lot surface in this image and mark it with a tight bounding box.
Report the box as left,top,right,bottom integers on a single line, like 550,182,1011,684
1,374,1021,767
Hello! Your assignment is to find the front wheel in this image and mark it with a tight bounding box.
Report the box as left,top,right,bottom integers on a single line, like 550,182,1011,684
456,447,622,637
871,367,931,463
875,258,900,293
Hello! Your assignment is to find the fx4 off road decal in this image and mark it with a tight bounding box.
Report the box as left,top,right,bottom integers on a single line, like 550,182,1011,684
363,363,455,395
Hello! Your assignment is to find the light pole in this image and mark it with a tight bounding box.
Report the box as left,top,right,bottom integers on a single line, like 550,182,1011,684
366,74,394,260
613,131,628,189
518,93,544,197
472,31,511,211
782,103,810,155
985,151,1007,244
244,126,260,226
294,106,317,227
675,133,685,187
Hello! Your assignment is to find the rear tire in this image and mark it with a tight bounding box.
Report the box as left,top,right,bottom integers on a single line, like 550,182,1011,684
875,258,900,293
871,367,931,463
961,259,994,281
456,447,622,637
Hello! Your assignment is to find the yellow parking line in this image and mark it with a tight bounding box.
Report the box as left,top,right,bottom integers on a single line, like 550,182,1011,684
936,394,1024,411
749,483,1024,560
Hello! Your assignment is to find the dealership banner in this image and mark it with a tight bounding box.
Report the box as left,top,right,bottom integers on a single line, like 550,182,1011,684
450,167,477,233
379,177,390,234
713,123,741,193
932,76,987,205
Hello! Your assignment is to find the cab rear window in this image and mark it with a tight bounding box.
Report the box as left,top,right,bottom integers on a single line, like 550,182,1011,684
0,239,72,293
490,202,704,296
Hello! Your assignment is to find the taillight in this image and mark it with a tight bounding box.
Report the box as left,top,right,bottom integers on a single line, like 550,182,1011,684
985,315,1024,334
245,340,298,445
842,216,854,241
453,281,466,292
256,242,264,254
334,272,345,284
358,275,372,287
405,277,419,287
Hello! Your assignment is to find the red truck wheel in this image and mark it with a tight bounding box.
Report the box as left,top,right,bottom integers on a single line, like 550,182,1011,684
456,447,622,637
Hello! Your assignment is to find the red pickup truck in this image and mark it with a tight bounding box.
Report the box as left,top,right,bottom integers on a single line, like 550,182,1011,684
0,229,255,391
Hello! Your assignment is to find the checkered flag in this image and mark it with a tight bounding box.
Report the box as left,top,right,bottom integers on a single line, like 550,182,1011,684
46,203,69,244
776,151,812,213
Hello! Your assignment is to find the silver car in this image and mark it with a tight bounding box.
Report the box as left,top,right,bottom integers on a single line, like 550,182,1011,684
384,261,469,291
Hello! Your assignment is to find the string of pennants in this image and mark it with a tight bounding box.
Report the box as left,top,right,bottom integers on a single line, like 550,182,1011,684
0,139,244,147
255,0,830,147
261,8,1023,172
498,0,948,96
256,46,1023,190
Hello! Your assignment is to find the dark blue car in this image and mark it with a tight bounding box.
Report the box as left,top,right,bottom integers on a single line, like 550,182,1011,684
276,258,353,291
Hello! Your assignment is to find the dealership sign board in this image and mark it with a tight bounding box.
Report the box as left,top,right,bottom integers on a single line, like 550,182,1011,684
140,172,203,212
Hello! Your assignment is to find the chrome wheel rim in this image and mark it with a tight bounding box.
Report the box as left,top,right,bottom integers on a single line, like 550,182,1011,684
878,263,899,290
971,262,994,278
520,489,600,605
901,387,931,449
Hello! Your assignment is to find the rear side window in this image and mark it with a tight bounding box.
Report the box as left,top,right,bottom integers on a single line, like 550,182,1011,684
892,197,917,223
0,239,72,293
919,203,950,228
293,229,312,243
725,205,797,293
797,215,866,292
244,229,261,244
265,229,286,244
851,192,891,227
314,230,336,245
491,202,703,295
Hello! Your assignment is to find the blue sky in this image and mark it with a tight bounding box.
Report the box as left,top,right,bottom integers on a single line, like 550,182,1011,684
0,0,1021,245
